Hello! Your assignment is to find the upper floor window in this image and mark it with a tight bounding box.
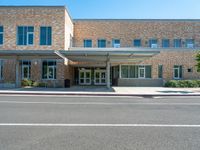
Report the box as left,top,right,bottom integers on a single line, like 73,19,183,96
149,39,158,48
84,39,92,48
174,39,182,48
0,26,4,45
162,39,170,48
185,39,195,48
112,39,120,48
98,39,106,48
17,26,34,45
133,39,141,47
42,60,56,80
40,27,52,45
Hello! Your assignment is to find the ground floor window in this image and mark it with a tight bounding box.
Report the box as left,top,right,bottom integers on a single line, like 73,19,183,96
120,65,151,79
173,65,182,79
20,60,31,79
0,60,3,79
158,65,163,78
42,60,57,80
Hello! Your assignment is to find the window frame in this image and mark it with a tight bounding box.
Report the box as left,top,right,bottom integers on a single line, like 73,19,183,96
185,39,195,48
40,26,52,46
133,39,141,47
112,39,120,48
173,65,183,79
173,39,182,48
149,39,158,48
162,39,170,48
21,60,31,80
0,26,4,45
17,26,34,46
0,60,3,80
158,65,163,79
83,39,92,48
42,60,57,80
97,39,106,48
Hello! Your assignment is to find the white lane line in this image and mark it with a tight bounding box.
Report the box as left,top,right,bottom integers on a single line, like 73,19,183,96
0,101,200,105
0,123,200,128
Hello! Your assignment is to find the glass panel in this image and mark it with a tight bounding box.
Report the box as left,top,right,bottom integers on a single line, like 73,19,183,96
134,39,141,47
80,79,84,84
42,61,48,79
40,27,47,45
23,66,28,79
162,39,170,48
28,26,34,32
0,34,3,45
129,66,135,78
48,67,54,79
101,72,106,78
96,79,100,83
17,27,24,45
47,27,52,45
101,79,106,83
158,65,163,78
174,69,179,78
28,33,33,45
84,39,92,47
86,79,90,83
95,72,100,78
145,66,152,78
80,72,84,78
0,26,3,32
174,39,181,48
86,72,90,78
149,39,157,47
98,40,106,48
139,68,145,78
121,66,128,78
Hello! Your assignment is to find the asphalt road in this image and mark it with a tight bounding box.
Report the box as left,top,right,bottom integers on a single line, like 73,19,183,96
0,95,200,150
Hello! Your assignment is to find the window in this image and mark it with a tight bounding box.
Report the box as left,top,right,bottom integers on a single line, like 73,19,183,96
120,65,151,79
84,39,92,47
173,65,182,79
17,26,34,45
162,39,170,48
112,39,120,48
133,39,141,47
98,39,106,48
0,60,3,79
158,65,163,78
185,39,195,48
149,39,158,48
0,26,3,45
174,39,182,48
21,60,31,79
42,60,56,80
40,27,52,45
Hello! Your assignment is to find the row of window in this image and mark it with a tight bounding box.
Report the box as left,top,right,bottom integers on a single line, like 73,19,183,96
0,26,52,46
84,39,195,48
120,65,183,79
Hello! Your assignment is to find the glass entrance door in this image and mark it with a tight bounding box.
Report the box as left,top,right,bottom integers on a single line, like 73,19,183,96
94,70,106,85
139,66,145,78
79,69,91,85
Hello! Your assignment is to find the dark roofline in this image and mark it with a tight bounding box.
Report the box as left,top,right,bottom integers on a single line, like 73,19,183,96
73,19,200,22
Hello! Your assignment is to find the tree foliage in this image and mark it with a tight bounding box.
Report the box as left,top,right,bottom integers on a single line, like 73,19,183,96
196,52,200,72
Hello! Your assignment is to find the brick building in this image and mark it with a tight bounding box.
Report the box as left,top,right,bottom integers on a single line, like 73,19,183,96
0,6,200,88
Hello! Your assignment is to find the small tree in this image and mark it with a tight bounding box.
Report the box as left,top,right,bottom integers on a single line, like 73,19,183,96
197,52,200,72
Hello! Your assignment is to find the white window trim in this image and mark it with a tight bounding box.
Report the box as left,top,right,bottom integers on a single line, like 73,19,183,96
173,66,182,79
17,26,34,46
42,60,57,80
138,66,146,79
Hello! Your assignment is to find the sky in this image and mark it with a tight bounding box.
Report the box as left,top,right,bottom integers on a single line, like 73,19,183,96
0,0,200,19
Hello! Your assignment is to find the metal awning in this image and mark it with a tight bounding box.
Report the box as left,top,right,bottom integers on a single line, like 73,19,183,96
0,49,160,63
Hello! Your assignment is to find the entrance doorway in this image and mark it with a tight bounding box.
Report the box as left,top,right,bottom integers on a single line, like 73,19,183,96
79,69,91,85
94,70,106,85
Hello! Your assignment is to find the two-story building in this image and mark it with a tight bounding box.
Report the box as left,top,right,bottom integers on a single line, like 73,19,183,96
0,6,200,88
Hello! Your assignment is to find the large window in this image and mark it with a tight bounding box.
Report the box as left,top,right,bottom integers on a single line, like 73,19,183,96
185,39,195,48
42,60,56,80
98,39,106,48
112,39,120,48
17,26,34,45
40,27,52,45
173,65,182,79
21,60,31,79
162,39,170,48
133,39,141,47
121,65,151,79
174,39,182,48
0,26,3,45
84,39,92,47
0,60,3,79
149,39,158,48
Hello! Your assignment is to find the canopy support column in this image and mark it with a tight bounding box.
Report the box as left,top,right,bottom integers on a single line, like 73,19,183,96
15,59,21,88
106,60,110,88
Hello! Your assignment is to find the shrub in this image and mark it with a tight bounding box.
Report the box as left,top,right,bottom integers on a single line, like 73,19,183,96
38,82,46,87
165,80,200,88
21,79,33,87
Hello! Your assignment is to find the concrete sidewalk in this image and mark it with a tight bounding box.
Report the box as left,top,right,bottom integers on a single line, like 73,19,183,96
0,86,200,96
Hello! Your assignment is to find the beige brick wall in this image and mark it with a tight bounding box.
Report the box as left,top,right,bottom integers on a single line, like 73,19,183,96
0,6,73,51
74,20,200,48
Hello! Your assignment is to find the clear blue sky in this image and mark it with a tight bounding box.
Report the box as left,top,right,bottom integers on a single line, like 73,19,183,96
0,0,200,19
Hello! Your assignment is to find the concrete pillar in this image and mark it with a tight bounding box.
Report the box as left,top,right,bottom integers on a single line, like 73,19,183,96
106,61,110,88
15,59,20,88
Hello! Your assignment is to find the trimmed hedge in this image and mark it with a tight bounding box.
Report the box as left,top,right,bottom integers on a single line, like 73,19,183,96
21,80,46,87
165,80,200,88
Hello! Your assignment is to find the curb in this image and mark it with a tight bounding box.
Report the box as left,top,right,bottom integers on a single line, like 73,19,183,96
0,92,200,97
